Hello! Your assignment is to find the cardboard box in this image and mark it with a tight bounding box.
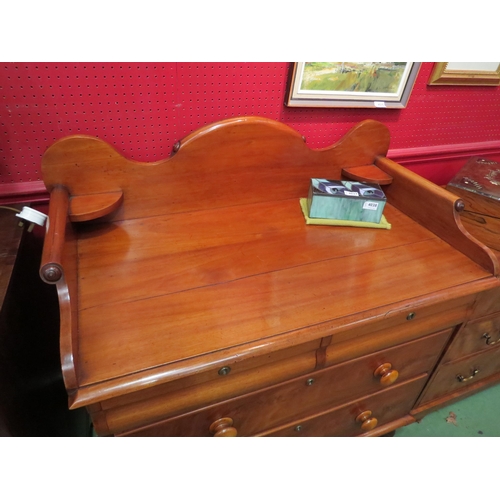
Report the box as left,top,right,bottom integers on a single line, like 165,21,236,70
307,179,386,223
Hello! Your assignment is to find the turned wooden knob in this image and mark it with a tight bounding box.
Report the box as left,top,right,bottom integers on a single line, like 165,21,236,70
356,410,378,431
209,417,238,437
374,363,399,386
40,263,63,283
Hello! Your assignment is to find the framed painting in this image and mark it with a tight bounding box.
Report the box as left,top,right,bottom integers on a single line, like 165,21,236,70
428,62,500,86
285,62,421,109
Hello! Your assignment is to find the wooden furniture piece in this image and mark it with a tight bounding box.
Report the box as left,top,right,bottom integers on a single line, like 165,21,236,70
39,117,500,437
0,204,89,436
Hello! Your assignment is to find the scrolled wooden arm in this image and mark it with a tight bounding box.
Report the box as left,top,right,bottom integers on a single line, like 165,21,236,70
375,155,499,276
40,185,70,284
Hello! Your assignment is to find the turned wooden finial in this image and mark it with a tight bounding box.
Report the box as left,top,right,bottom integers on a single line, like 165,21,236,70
39,186,69,284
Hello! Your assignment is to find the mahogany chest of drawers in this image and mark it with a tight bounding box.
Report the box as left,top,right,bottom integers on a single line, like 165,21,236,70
38,118,500,436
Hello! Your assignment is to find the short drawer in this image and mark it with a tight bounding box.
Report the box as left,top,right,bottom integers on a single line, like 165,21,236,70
120,329,449,437
443,313,500,362
418,345,500,406
263,375,427,437
318,290,476,368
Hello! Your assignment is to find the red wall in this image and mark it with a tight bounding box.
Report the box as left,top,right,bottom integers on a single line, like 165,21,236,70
1,62,500,203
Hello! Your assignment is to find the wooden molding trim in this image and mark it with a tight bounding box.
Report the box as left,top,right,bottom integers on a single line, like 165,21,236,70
389,140,500,165
0,180,49,204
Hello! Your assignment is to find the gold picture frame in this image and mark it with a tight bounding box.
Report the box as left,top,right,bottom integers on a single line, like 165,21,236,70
428,62,500,86
285,62,421,109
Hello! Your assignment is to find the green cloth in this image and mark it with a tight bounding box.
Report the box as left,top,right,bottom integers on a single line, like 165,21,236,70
300,198,391,230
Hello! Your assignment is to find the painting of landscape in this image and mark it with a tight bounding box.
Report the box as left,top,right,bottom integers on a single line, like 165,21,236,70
299,62,409,94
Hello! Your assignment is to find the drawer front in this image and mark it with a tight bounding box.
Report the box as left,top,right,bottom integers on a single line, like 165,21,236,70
443,313,500,362
120,330,449,437
263,375,427,437
322,296,471,368
470,284,500,319
91,340,320,435
418,345,500,405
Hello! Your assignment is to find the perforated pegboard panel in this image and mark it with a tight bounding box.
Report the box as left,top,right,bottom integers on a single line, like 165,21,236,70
1,62,500,188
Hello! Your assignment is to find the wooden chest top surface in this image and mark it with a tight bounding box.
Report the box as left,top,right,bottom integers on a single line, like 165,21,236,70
75,199,489,387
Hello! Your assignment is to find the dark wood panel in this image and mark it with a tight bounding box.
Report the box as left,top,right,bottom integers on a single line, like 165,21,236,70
0,205,24,305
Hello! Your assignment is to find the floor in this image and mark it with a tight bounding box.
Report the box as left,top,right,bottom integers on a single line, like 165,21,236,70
394,383,500,437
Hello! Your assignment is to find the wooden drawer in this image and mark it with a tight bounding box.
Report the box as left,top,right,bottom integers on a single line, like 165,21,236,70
443,313,500,362
470,284,500,319
90,340,319,435
321,294,473,368
119,329,449,437
418,345,500,406
263,375,427,437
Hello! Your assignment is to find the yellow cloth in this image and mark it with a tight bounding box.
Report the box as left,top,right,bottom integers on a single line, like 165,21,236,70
299,198,391,230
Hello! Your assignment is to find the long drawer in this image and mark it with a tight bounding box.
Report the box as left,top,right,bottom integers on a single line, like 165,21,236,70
91,340,319,435
263,375,427,437
120,329,449,437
